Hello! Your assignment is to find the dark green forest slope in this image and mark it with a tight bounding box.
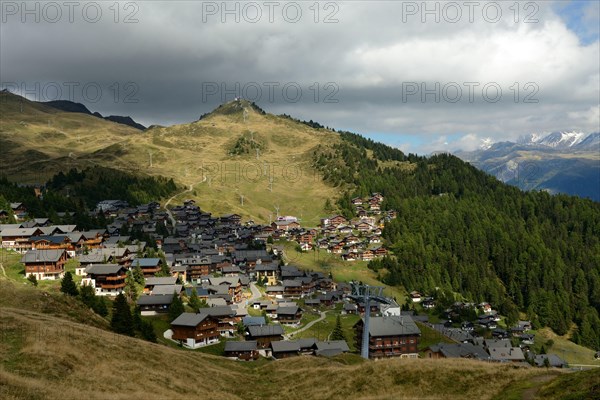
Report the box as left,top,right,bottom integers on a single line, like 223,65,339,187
314,132,600,350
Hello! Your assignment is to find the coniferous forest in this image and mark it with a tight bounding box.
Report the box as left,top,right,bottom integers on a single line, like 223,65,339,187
314,131,600,350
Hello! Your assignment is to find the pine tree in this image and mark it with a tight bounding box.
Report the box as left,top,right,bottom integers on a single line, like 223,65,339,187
132,305,143,331
94,296,108,317
168,291,184,322
140,320,157,342
60,271,78,296
124,270,138,302
27,274,38,287
79,284,96,308
111,293,134,336
132,262,145,286
330,315,345,341
188,288,200,311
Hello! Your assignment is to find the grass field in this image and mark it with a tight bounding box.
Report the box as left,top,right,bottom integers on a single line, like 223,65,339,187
2,264,600,399
290,312,361,351
279,241,407,301
533,327,600,366
1,92,341,225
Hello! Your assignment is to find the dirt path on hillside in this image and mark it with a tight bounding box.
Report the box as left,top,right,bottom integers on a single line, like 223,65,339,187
521,374,557,400
285,310,330,340
164,174,207,228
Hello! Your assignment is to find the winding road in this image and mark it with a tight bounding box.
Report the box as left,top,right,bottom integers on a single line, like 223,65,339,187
164,174,207,229
285,310,330,340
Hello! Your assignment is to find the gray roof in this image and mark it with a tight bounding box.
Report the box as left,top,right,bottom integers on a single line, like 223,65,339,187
171,312,210,327
534,354,566,367
363,315,421,337
21,249,66,263
271,340,300,353
2,227,39,237
152,285,183,295
78,253,106,263
85,264,124,275
316,340,350,353
243,316,267,326
137,294,174,306
488,346,525,361
198,306,236,317
224,341,258,352
297,338,317,348
145,277,177,286
428,343,489,360
266,285,284,292
247,325,284,337
276,306,300,315
254,263,279,272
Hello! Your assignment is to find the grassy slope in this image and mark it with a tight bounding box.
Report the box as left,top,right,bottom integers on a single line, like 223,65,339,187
533,327,600,366
279,241,407,301
1,251,598,399
0,92,339,225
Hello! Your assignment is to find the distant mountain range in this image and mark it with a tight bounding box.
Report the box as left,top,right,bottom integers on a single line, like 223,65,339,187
456,131,600,201
39,100,146,130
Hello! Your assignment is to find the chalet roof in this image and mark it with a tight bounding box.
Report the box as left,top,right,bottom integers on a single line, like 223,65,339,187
534,354,566,367
266,286,284,292
0,224,23,231
282,280,302,288
29,235,68,244
198,306,236,318
132,258,161,267
145,277,177,286
78,253,106,263
208,277,239,287
85,264,124,275
254,262,279,272
276,306,301,315
207,298,228,307
316,340,350,353
21,249,66,263
361,315,421,337
137,294,174,306
1,227,39,237
171,312,210,327
242,316,266,326
224,341,257,352
247,324,284,337
271,340,300,353
488,346,525,361
428,343,489,360
152,285,183,295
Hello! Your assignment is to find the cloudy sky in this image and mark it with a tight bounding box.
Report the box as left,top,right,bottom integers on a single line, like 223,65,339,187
1,0,598,153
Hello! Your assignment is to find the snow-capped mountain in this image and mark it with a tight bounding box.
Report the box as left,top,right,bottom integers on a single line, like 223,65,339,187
517,131,588,149
454,131,600,201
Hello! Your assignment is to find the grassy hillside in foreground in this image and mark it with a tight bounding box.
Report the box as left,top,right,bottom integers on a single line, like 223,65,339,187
0,92,341,225
3,280,595,400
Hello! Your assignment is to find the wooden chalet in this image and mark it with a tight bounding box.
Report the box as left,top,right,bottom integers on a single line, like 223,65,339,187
246,325,284,349
137,294,174,315
82,264,127,295
132,257,163,277
21,249,68,281
275,305,303,325
354,315,421,359
171,313,220,349
224,341,259,361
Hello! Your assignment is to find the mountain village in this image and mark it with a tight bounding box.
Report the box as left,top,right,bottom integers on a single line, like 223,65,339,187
0,194,570,367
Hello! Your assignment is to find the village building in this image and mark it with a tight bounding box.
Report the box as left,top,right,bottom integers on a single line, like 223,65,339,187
21,249,68,281
354,315,421,359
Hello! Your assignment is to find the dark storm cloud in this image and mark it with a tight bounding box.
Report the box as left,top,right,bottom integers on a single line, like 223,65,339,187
1,1,598,152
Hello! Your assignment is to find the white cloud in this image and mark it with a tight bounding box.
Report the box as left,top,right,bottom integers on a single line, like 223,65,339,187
0,1,597,154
